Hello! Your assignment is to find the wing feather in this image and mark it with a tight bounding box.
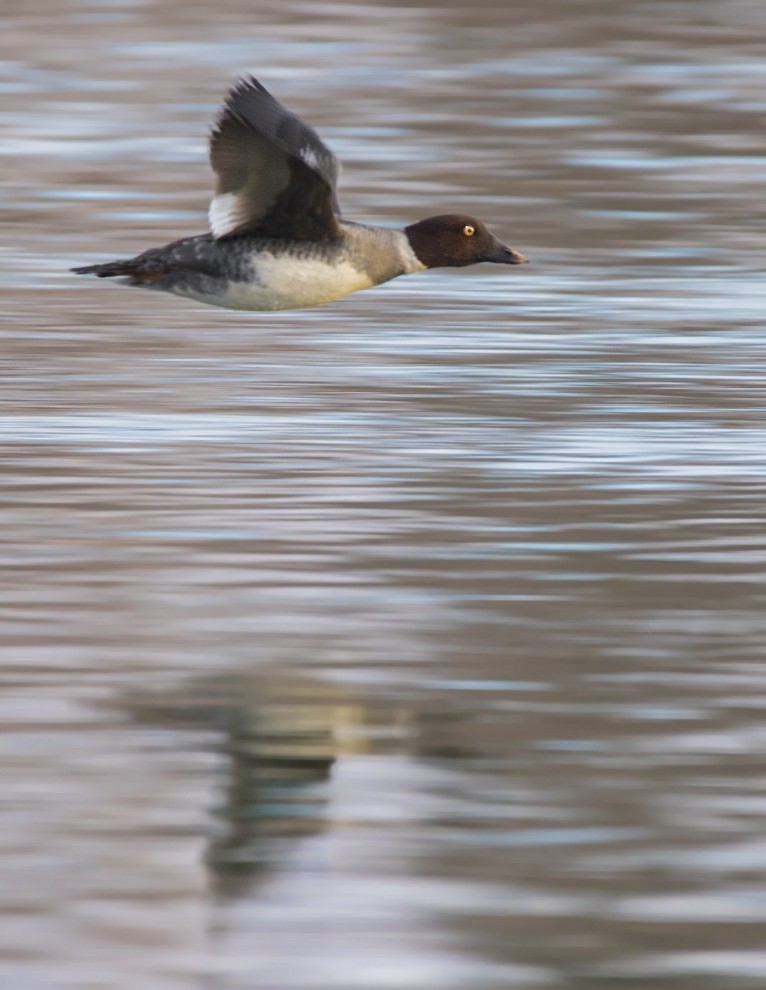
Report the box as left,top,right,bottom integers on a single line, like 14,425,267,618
208,77,341,241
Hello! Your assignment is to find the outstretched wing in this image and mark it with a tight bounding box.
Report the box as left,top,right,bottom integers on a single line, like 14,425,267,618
208,76,342,242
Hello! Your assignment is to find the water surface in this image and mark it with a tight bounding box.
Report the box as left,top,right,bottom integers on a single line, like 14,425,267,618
2,1,766,987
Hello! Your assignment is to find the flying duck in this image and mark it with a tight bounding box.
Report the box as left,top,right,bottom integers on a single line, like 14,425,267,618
72,77,528,312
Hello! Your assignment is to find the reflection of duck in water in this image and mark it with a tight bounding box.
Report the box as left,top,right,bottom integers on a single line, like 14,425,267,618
125,675,370,896
208,689,339,899
124,671,473,900
72,77,527,312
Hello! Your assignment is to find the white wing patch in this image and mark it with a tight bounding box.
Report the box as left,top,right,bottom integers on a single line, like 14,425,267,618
208,192,244,239
300,145,321,170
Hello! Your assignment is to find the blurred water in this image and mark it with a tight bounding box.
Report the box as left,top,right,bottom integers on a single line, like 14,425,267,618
2,0,766,987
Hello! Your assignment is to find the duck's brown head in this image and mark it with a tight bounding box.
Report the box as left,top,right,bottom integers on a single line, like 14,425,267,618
405,214,528,269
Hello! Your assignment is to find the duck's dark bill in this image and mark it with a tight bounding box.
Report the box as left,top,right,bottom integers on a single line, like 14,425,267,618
482,242,528,265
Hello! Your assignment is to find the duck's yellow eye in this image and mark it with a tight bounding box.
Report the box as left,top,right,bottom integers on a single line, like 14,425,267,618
463,224,475,237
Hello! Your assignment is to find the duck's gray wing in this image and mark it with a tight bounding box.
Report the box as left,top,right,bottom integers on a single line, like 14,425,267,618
208,76,342,242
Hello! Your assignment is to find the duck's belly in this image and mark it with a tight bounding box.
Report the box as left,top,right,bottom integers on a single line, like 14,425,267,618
177,254,375,312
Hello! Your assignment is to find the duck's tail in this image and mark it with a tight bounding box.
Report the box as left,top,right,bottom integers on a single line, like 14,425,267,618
71,259,137,278
71,258,165,284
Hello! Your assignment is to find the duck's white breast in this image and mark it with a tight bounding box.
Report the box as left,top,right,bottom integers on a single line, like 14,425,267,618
210,254,375,312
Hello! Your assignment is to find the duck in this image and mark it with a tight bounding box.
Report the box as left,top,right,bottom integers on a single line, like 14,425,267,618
72,76,528,312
